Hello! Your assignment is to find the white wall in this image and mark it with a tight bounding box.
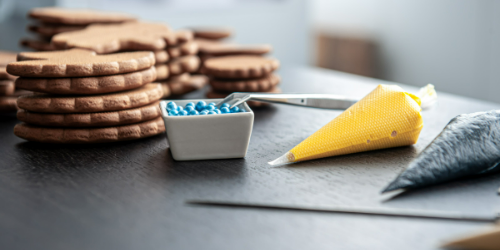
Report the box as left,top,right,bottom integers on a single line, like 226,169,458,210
312,0,500,103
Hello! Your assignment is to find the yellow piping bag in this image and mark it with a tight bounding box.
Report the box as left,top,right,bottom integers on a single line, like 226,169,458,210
269,84,437,166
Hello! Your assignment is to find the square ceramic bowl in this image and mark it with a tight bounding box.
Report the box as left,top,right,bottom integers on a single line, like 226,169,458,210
160,99,254,161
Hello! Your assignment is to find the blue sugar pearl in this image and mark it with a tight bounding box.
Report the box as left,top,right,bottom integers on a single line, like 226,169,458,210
208,102,216,106
221,103,230,108
178,110,188,116
196,101,207,110
214,109,221,114
176,106,184,112
169,110,179,116
230,106,240,113
239,108,246,112
167,101,177,109
208,111,216,115
185,106,195,112
200,110,209,115
189,110,199,116
205,105,215,111
185,102,195,107
220,107,230,114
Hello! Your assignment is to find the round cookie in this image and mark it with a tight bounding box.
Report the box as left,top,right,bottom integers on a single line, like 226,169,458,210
17,101,161,127
7,49,155,78
14,116,165,143
209,74,280,92
0,51,17,66
28,7,136,25
191,27,232,40
206,87,281,107
15,67,156,95
158,74,208,97
0,96,18,113
202,55,279,79
0,67,16,80
154,50,169,64
155,55,201,80
17,83,163,113
198,43,271,56
167,41,199,58
0,80,15,96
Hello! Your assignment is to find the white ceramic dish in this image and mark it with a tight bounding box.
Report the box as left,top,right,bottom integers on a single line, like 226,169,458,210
160,99,254,161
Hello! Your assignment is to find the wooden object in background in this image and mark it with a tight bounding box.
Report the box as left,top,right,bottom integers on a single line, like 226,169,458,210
316,31,376,77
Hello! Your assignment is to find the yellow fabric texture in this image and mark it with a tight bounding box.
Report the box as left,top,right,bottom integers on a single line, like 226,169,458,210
289,84,423,162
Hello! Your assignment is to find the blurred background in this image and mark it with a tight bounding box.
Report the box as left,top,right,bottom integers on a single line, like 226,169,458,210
0,0,498,103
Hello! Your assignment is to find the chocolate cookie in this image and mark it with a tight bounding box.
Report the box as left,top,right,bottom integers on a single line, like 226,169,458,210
20,39,57,51
206,87,281,107
191,27,232,40
52,22,179,53
158,74,208,97
0,80,15,96
29,7,136,25
0,51,17,66
17,83,163,113
167,41,199,58
28,23,87,37
15,67,156,95
0,96,18,113
17,101,161,127
202,55,279,78
14,116,165,143
198,43,272,56
0,67,16,80
7,49,155,78
155,56,201,80
154,50,169,64
209,74,280,92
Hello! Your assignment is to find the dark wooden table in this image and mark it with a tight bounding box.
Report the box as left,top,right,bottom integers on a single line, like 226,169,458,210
1,67,499,250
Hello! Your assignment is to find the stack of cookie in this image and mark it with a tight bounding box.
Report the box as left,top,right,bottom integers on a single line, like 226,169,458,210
6,49,165,143
192,27,273,73
0,51,29,114
22,7,136,51
51,21,205,98
203,55,281,107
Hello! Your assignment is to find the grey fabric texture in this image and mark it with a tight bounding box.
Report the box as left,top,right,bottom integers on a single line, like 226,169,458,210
383,110,500,193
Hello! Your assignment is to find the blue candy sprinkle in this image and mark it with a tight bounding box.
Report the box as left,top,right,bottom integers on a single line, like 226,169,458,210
220,107,230,114
208,102,216,106
208,111,216,115
205,105,215,111
230,106,239,113
186,102,195,107
185,106,195,112
221,103,230,108
240,108,246,112
176,106,184,112
169,110,179,116
200,110,209,115
214,109,221,114
189,110,199,116
179,110,188,116
167,101,177,109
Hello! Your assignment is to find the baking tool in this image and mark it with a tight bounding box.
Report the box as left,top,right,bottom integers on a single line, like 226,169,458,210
383,110,500,193
187,200,498,223
160,99,253,161
215,93,358,110
269,84,436,166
